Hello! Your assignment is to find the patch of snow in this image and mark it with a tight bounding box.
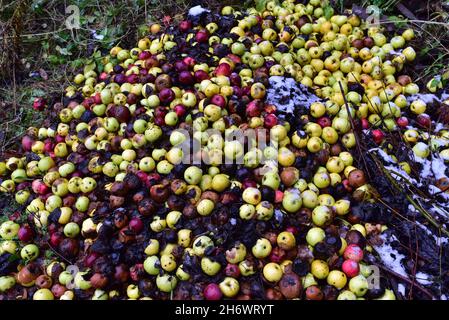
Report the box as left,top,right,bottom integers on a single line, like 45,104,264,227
415,157,433,179
368,148,395,164
266,76,321,115
431,156,448,180
274,209,284,223
406,92,449,105
188,5,210,16
263,160,279,173
91,30,105,40
431,137,449,148
415,220,449,244
415,272,432,285
398,283,406,296
389,49,403,56
434,122,447,132
373,234,409,278
430,204,449,219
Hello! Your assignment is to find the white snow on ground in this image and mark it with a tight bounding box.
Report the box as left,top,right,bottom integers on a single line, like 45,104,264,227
431,156,448,180
415,272,432,285
398,283,406,296
373,234,409,278
188,5,210,16
266,76,321,114
415,218,449,244
368,148,395,163
274,209,284,223
431,204,449,219
368,147,449,215
435,122,448,132
406,92,449,105
91,30,105,40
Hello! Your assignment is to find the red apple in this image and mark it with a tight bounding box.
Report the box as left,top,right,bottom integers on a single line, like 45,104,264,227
158,88,175,104
178,70,195,85
342,179,352,192
215,63,231,77
127,74,139,84
99,72,109,81
361,118,369,129
269,247,286,263
416,113,431,129
317,117,331,128
50,232,64,247
44,139,54,153
84,252,100,268
130,263,144,281
32,179,49,195
285,226,299,235
204,283,222,300
138,51,151,60
229,73,241,86
196,29,209,43
211,94,226,108
179,20,192,32
264,114,278,128
129,217,144,233
372,129,385,144
342,259,360,278
55,135,65,143
33,97,46,111
93,92,102,105
225,264,240,278
343,244,364,262
246,100,262,117
174,104,186,117
242,179,257,189
227,54,241,65
136,171,149,184
183,56,195,68
396,116,409,128
274,190,284,203
175,60,189,72
242,86,251,96
22,135,34,151
194,70,209,82
18,225,34,243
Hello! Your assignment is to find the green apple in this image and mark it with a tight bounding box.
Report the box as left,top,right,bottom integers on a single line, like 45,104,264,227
156,274,177,292
64,222,80,238
33,288,54,300
192,236,214,256
184,166,203,185
20,243,39,261
0,221,20,240
74,271,92,290
201,257,221,276
144,256,160,275
219,277,240,297
0,276,16,292
306,227,325,246
282,189,302,213
252,238,272,258
263,262,283,282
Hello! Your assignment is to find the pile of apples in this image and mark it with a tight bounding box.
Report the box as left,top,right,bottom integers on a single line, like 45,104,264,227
0,0,446,300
